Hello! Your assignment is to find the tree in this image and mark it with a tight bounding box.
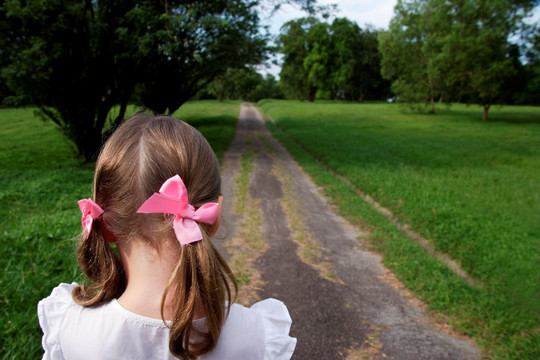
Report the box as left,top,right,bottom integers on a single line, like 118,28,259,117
518,25,540,105
205,67,284,101
206,68,263,101
329,19,389,101
1,0,131,160
277,17,320,100
1,0,312,160
379,0,538,118
379,0,450,113
442,0,537,120
248,74,284,101
279,16,389,102
499,44,528,105
129,2,268,114
302,22,331,101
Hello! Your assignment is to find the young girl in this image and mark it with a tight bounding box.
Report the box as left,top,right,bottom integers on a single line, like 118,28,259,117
38,113,296,359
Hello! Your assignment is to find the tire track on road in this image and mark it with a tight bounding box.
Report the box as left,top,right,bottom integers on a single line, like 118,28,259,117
216,103,480,360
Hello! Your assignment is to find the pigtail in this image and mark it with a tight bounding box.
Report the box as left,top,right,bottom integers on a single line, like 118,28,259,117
75,113,236,358
166,233,237,359
73,219,126,306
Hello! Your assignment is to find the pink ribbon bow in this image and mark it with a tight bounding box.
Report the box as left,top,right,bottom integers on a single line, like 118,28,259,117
137,175,220,245
78,199,104,238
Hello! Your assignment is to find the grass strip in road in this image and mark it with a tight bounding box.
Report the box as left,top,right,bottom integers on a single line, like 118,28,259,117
270,149,342,284
227,149,267,305
256,127,341,282
260,100,540,359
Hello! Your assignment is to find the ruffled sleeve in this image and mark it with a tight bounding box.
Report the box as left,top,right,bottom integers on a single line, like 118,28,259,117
251,299,297,360
37,283,78,360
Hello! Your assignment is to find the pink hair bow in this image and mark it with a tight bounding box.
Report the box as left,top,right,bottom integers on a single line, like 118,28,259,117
137,175,220,245
78,199,104,238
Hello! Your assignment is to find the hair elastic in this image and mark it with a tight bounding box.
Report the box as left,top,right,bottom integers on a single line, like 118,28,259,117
137,175,219,245
78,199,104,239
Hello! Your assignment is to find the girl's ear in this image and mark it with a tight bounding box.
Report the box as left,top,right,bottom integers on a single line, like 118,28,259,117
207,195,223,237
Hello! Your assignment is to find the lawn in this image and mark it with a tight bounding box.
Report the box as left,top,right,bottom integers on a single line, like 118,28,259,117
0,101,239,359
258,100,540,359
3,100,538,358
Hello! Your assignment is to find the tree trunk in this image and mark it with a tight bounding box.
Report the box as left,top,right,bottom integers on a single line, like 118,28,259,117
308,87,316,102
430,97,435,114
483,104,490,121
36,104,63,127
114,100,128,127
74,119,104,162
358,89,365,102
102,99,130,143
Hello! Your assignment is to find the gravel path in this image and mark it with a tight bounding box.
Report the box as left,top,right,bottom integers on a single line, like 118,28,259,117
215,103,480,360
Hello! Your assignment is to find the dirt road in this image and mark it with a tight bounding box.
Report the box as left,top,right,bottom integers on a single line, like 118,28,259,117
215,103,479,360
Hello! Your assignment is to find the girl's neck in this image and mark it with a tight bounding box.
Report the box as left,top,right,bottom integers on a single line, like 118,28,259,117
116,238,205,321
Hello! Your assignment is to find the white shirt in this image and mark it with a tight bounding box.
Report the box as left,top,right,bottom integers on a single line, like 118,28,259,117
38,283,296,360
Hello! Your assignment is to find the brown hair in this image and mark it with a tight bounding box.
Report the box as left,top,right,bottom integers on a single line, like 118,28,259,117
73,113,237,359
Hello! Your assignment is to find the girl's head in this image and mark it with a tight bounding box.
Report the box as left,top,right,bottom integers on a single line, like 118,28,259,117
74,112,235,359
96,112,221,243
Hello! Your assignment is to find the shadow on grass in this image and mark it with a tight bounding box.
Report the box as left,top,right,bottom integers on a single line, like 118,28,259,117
436,105,540,124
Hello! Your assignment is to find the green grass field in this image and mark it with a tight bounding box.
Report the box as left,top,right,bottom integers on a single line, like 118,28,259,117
258,100,540,359
3,100,538,358
0,101,239,359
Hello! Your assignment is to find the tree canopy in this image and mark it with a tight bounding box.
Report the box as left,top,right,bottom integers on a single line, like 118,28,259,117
0,0,313,160
278,17,319,100
329,19,389,101
277,17,389,101
2,0,538,158
379,0,539,118
204,68,283,102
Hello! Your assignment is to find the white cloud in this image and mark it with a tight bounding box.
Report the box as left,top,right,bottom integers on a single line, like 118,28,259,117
319,0,396,29
260,0,397,36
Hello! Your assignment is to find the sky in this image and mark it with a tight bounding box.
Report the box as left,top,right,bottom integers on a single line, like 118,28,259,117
262,0,398,34
257,0,398,77
257,0,540,78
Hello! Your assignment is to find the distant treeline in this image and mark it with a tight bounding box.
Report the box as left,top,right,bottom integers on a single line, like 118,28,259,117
259,0,539,121
1,0,538,158
202,0,539,121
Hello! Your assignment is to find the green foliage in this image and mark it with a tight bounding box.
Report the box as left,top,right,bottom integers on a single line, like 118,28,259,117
379,0,538,118
278,16,389,101
0,0,268,160
278,17,320,100
520,61,540,105
204,68,283,102
379,0,452,113
205,68,261,101
1,0,120,159
1,102,238,358
442,0,521,118
128,1,268,115
247,74,285,101
259,100,540,359
302,22,332,98
329,19,390,101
